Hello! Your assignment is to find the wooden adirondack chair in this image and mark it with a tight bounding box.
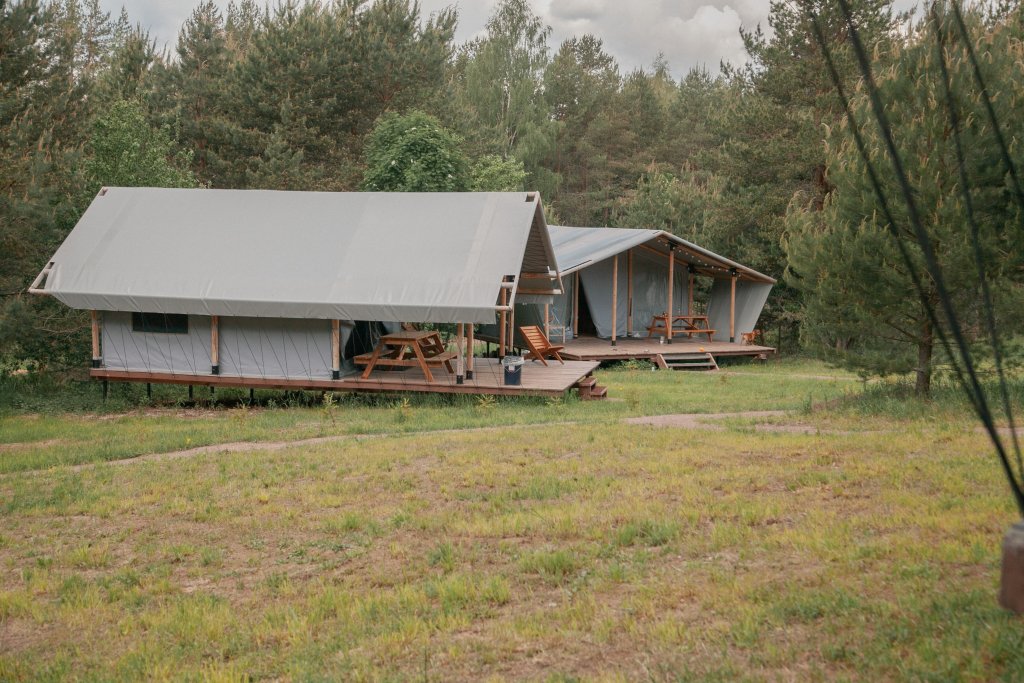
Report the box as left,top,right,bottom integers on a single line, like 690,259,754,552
519,325,565,366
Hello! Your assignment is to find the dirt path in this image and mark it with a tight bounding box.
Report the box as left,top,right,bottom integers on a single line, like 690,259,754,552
623,410,855,434
51,410,811,472
6,409,890,476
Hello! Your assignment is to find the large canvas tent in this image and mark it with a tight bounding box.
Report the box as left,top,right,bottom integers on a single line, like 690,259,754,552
31,188,561,381
505,225,774,345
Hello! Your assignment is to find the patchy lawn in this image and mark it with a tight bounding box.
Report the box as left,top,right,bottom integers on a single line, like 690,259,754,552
1,362,1023,680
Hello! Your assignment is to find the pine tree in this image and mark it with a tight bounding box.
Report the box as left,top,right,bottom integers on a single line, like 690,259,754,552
786,6,1024,394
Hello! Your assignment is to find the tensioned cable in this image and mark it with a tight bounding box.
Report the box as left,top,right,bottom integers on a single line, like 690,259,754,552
930,5,1023,477
832,0,1024,513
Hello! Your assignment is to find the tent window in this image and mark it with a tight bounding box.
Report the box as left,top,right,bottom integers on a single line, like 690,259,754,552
132,312,188,334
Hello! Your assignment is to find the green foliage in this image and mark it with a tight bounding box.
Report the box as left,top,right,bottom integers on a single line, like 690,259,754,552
84,99,197,192
785,6,1024,394
469,154,526,191
456,0,557,194
361,110,469,191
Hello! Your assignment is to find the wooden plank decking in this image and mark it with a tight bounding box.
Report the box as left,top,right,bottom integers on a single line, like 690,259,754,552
558,335,775,361
90,358,601,398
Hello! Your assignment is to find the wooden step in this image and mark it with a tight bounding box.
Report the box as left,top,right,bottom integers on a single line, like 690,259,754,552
660,352,719,371
576,375,608,400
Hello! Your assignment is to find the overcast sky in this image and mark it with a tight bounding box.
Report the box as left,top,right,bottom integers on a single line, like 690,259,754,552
102,0,922,77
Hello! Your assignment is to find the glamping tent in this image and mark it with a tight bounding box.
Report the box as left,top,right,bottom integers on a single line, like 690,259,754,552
503,225,774,346
30,188,561,383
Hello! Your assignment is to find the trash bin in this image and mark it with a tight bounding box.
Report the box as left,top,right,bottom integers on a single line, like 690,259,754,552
501,355,524,386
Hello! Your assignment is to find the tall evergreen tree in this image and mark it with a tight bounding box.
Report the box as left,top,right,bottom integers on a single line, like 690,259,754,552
786,6,1024,394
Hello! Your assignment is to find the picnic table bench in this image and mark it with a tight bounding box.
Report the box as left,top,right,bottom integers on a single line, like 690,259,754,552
646,314,716,341
354,330,455,383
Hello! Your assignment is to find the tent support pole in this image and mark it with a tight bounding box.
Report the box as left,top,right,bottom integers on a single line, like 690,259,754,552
90,310,101,368
627,250,633,337
331,320,340,379
667,246,675,344
688,268,695,315
499,288,507,357
572,271,579,338
509,306,515,354
210,315,220,375
456,323,465,384
466,323,474,379
730,272,737,343
544,303,550,339
611,253,618,346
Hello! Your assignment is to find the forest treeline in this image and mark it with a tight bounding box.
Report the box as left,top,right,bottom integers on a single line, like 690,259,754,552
1,0,1022,393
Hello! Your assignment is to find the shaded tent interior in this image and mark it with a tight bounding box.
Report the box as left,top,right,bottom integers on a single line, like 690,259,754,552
484,225,775,350
30,188,563,384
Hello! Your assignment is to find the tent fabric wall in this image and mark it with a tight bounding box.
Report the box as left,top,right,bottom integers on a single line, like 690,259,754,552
219,317,334,380
706,280,774,342
101,312,211,374
102,314,403,380
578,250,688,339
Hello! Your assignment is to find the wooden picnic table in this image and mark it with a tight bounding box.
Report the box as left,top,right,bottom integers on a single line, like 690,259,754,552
647,314,716,341
355,330,456,383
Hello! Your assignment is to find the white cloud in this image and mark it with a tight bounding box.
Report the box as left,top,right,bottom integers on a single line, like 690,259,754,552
101,0,925,76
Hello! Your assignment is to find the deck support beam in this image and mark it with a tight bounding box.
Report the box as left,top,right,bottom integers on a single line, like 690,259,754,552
666,246,675,344
90,310,101,368
611,253,618,346
331,320,341,379
210,315,220,375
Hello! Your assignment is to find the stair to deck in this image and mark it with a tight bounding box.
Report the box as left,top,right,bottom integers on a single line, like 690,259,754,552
655,352,719,371
576,375,608,400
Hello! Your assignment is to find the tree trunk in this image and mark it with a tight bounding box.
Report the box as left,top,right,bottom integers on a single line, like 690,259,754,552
915,319,933,397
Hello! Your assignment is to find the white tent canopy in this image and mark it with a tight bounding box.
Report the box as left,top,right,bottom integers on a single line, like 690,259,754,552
32,188,559,324
548,225,775,284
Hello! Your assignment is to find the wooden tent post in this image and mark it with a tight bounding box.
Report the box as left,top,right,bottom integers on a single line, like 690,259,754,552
331,320,341,379
573,271,580,338
509,307,516,354
210,315,220,375
730,272,737,343
499,288,507,357
466,323,475,379
627,250,634,337
456,322,465,384
544,303,550,339
611,254,619,346
666,246,675,344
688,267,695,315
90,311,101,368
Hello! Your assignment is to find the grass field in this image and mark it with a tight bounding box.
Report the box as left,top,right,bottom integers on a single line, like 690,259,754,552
2,359,1023,681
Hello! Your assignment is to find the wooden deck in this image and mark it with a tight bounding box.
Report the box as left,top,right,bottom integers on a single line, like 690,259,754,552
90,358,602,398
558,335,775,362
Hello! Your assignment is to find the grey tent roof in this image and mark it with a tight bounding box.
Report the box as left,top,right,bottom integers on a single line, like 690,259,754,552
33,188,558,323
548,225,775,283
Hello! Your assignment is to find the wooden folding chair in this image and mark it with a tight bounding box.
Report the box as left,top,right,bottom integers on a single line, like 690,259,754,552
519,325,565,366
